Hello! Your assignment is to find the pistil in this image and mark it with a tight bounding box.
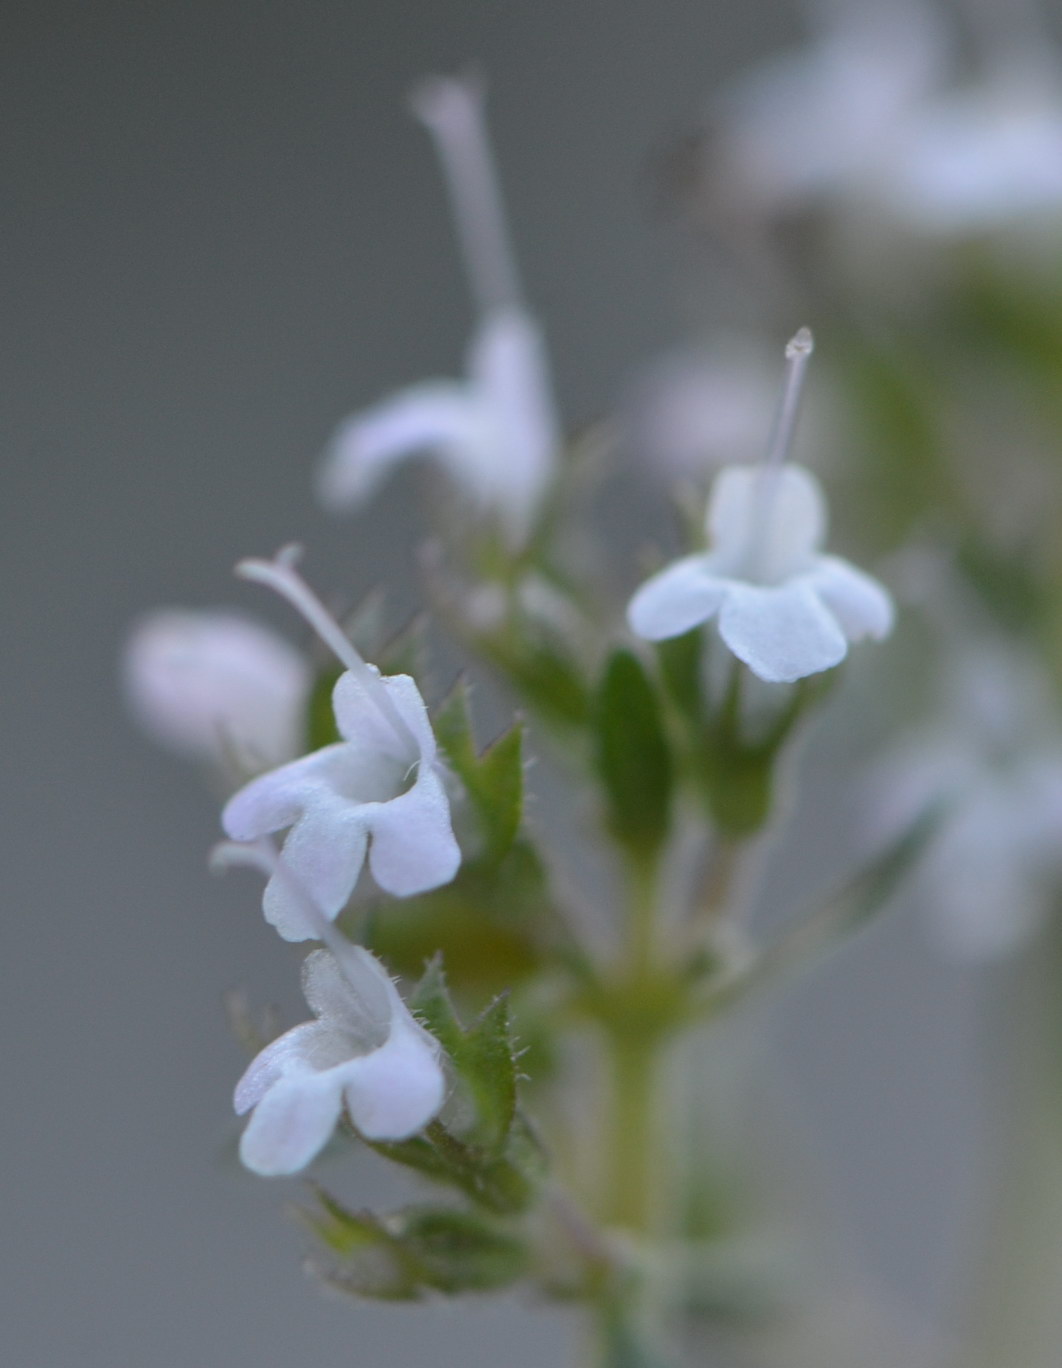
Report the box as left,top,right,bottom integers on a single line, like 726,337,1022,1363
236,546,419,755
410,73,524,315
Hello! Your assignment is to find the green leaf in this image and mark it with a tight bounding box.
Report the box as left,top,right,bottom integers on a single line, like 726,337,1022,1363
374,962,544,1213
372,1118,541,1215
410,960,518,1153
593,650,673,857
655,628,703,723
409,955,464,1051
303,1191,529,1299
394,1206,529,1293
455,995,518,1152
480,633,591,728
300,1193,421,1300
434,681,525,861
703,801,946,1016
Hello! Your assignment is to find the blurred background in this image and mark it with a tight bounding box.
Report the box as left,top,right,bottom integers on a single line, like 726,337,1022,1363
1,1,1002,1363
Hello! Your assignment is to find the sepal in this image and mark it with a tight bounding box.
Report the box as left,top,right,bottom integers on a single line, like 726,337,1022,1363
302,1189,529,1299
369,959,546,1214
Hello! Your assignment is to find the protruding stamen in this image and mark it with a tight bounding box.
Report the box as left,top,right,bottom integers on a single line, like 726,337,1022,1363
410,72,523,315
235,547,418,753
764,327,814,471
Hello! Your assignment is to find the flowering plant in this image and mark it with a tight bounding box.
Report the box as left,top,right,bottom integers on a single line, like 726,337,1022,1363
126,15,1062,1363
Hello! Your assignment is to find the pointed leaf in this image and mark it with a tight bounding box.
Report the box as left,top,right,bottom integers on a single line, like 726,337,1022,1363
408,955,466,1060
434,680,525,862
594,650,673,857
453,995,518,1152
299,1191,421,1300
395,1206,529,1293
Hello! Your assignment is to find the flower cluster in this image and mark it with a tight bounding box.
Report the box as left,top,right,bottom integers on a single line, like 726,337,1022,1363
206,550,459,1172
121,64,939,1360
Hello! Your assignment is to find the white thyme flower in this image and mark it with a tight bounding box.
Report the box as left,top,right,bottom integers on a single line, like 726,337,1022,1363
234,941,445,1173
317,75,558,547
122,609,309,773
221,550,459,939
874,57,1062,235
627,330,893,683
716,3,944,213
869,645,1062,960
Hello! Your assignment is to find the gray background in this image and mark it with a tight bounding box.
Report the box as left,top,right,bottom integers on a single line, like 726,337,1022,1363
3,2,983,1364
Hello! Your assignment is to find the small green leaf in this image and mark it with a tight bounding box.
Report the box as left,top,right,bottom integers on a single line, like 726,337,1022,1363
372,1118,540,1215
479,633,591,728
395,1206,529,1293
408,955,467,1058
455,995,518,1152
655,628,703,723
303,1193,529,1299
410,960,519,1154
434,681,525,861
594,650,673,857
300,1192,420,1300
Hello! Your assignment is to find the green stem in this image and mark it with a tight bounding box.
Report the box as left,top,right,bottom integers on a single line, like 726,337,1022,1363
603,853,663,1236
604,1029,657,1234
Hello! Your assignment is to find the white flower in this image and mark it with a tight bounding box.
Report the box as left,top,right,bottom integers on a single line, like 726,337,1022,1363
317,75,558,546
627,332,893,683
868,646,1062,960
716,3,944,212
235,944,446,1174
317,307,557,545
219,548,460,939
874,59,1062,234
222,667,460,937
122,609,309,772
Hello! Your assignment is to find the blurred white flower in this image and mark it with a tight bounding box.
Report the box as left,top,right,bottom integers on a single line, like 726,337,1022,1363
717,2,1062,243
716,3,944,213
627,331,893,683
122,609,309,773
874,58,1062,234
235,944,445,1174
317,75,558,546
869,646,1062,960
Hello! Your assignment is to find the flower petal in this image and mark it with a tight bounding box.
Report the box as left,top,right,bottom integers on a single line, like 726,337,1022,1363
262,802,370,940
332,671,435,769
340,1014,445,1140
467,308,558,537
221,744,354,842
627,555,727,641
809,555,894,641
367,765,461,897
233,1022,325,1115
317,381,484,510
718,580,847,682
238,1073,344,1176
707,464,827,578
301,947,389,1045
